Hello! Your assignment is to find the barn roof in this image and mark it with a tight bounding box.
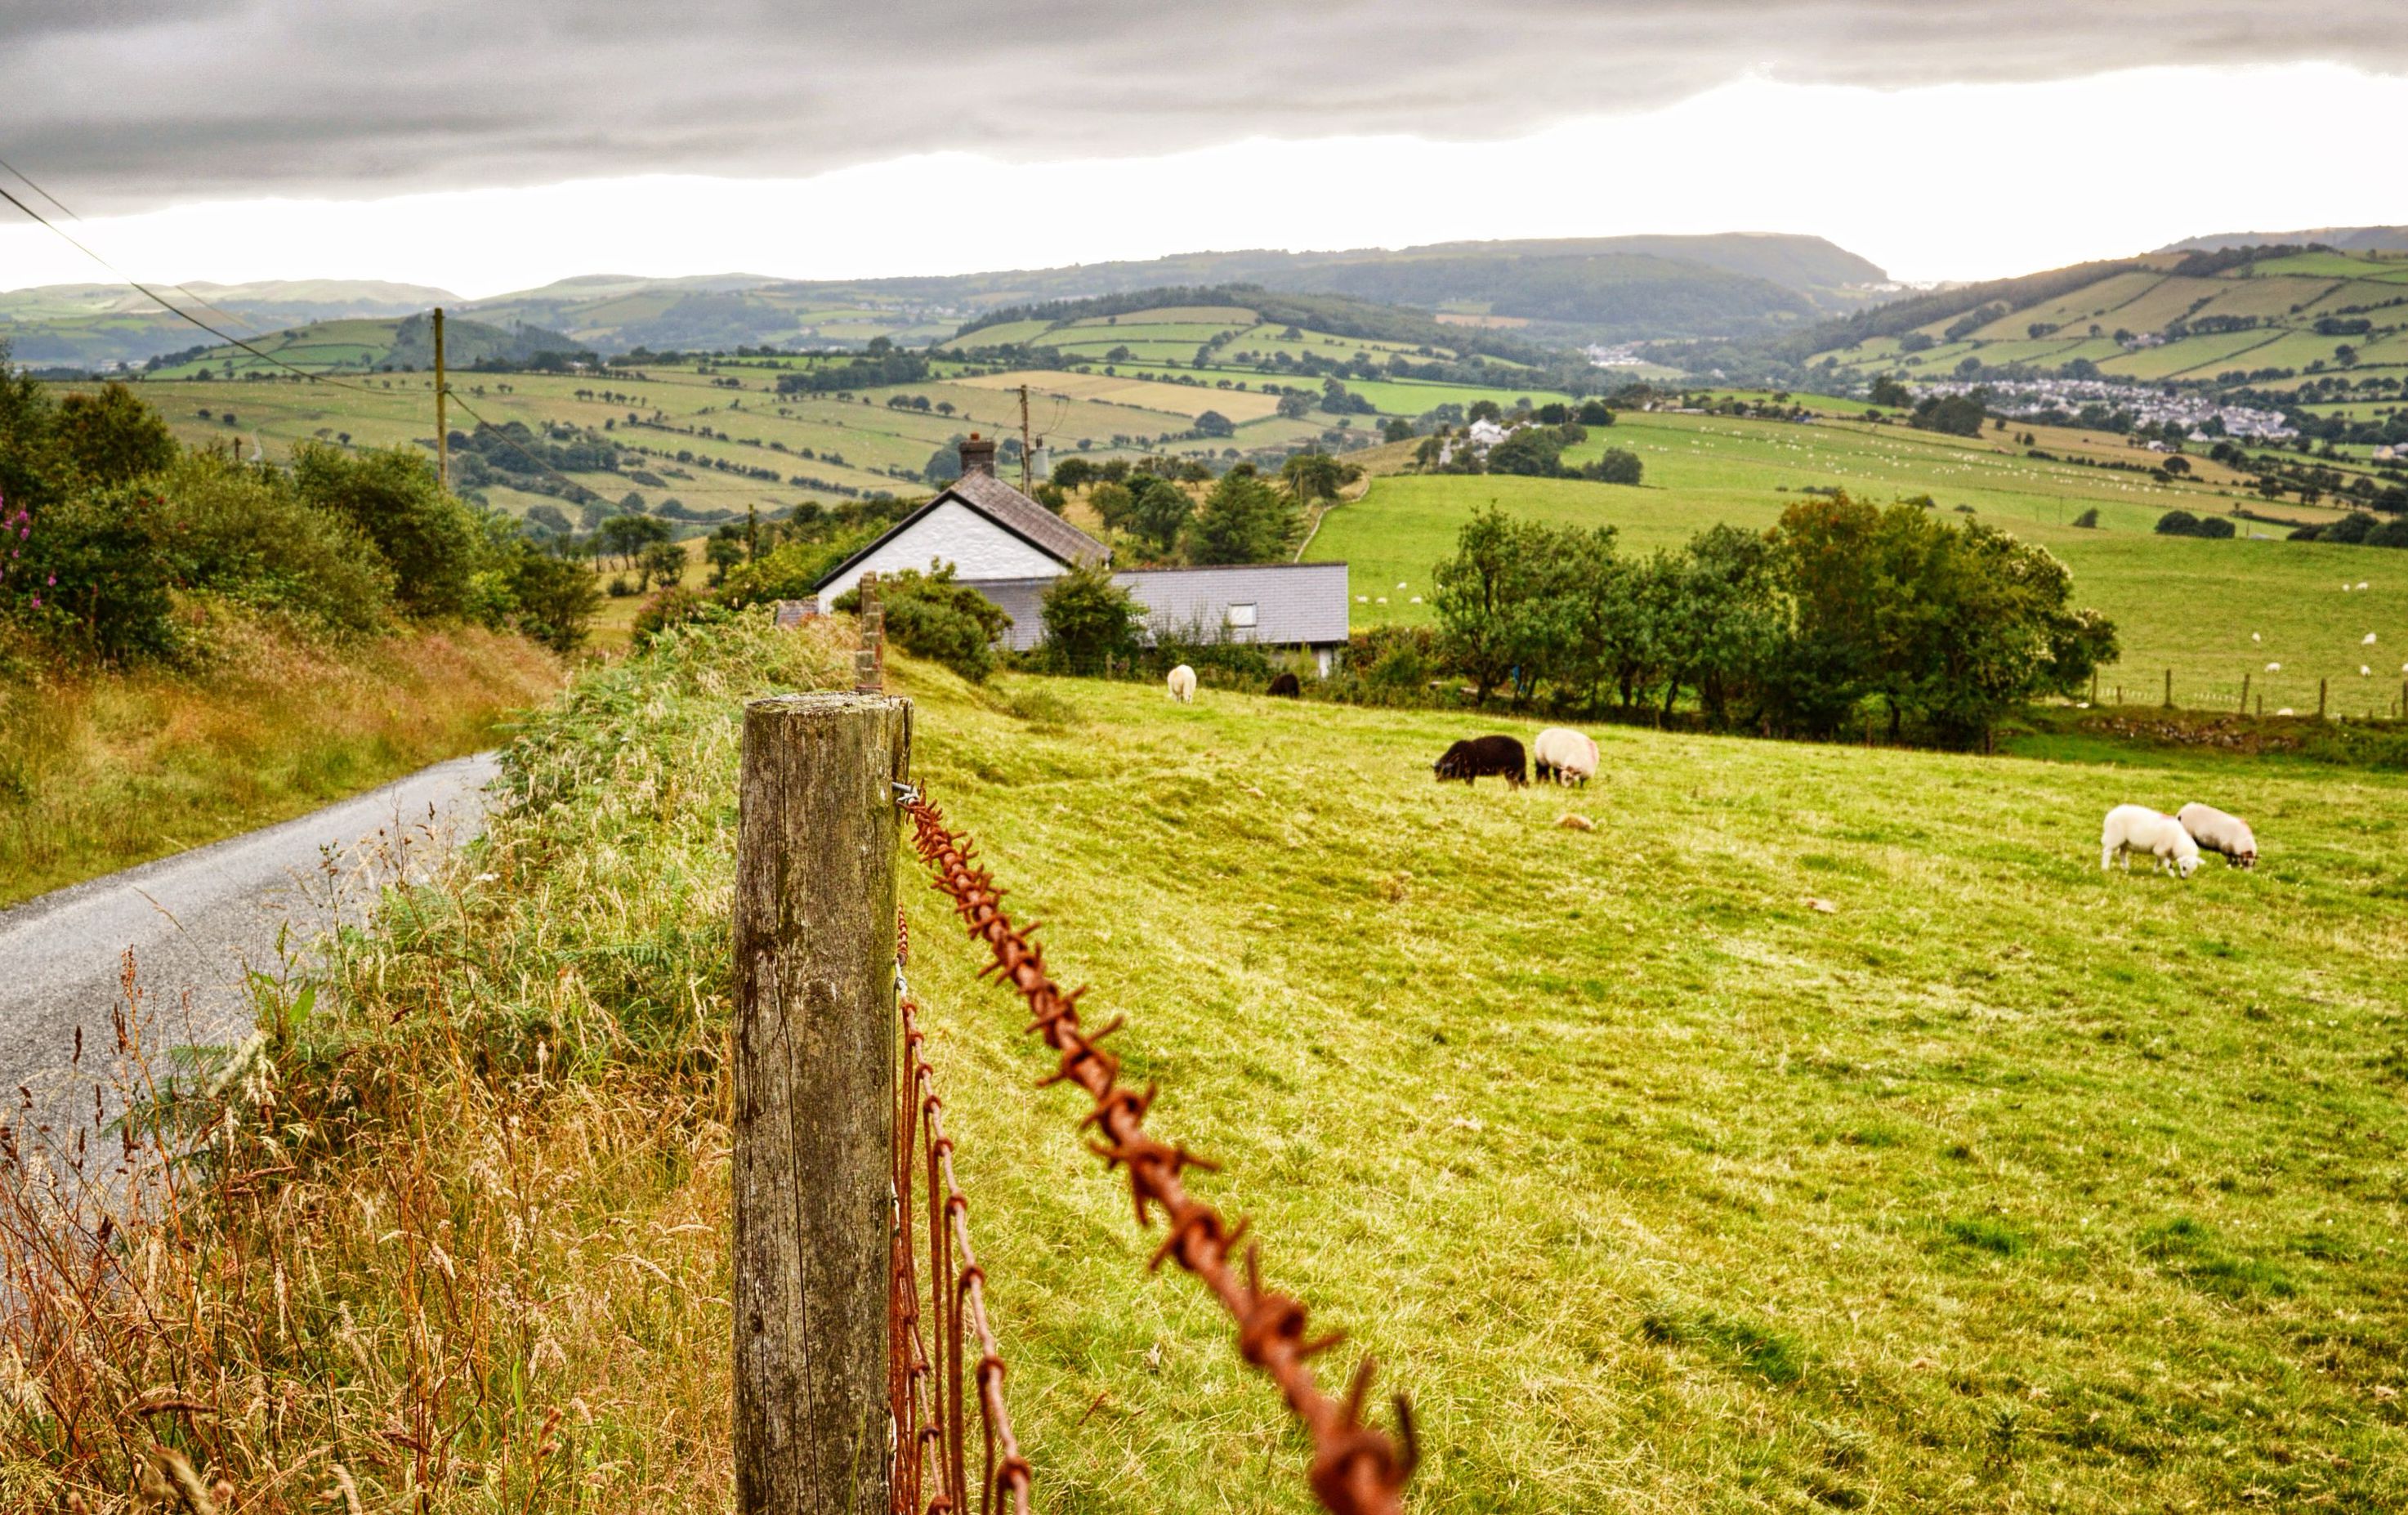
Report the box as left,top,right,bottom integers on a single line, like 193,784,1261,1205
812,471,1106,592
964,561,1351,653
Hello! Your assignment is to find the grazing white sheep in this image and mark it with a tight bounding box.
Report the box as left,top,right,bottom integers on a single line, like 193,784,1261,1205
1531,727,1600,786
2265,662,2281,672
2101,804,2202,878
2363,665,2374,677
1166,664,1197,703
2366,632,2380,646
2176,802,2258,869
2358,581,2370,591
2277,707,2295,716
2251,632,2261,642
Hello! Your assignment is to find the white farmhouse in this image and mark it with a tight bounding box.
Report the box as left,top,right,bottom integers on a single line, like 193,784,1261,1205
815,436,1352,672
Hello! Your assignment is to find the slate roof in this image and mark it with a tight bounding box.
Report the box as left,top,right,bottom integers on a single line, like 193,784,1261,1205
963,562,1351,653
812,471,1106,592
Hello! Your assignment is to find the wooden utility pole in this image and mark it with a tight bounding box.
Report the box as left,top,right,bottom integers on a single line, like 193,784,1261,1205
1017,383,1034,494
432,306,449,490
730,691,913,1515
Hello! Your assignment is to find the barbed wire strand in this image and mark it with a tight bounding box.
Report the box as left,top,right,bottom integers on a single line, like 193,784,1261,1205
899,792,1417,1515
893,909,1032,1515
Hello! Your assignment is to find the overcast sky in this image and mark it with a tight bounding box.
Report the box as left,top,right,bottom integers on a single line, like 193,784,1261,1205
4,2,2405,294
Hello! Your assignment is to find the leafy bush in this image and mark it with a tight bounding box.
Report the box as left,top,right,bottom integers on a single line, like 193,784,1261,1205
16,487,181,662
1184,467,1298,564
1580,449,1645,485
833,563,1012,682
631,583,717,646
2071,507,2101,529
154,453,395,634
2156,510,2235,539
1036,560,1144,673
506,549,605,653
293,443,487,617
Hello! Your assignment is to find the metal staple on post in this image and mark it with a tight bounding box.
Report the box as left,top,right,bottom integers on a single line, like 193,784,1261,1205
899,792,1417,1515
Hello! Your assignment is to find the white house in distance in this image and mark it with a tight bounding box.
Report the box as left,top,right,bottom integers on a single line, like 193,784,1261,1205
815,435,1352,671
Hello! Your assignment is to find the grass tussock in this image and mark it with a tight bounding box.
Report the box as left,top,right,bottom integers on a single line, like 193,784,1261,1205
6,613,2406,1513
0,608,562,906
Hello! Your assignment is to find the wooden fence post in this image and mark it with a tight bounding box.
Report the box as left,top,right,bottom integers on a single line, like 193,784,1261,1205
2240,671,2249,713
2163,668,2173,708
732,691,914,1515
2318,677,2328,721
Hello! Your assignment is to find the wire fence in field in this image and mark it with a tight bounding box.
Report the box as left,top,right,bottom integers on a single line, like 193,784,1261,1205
893,788,1417,1515
892,908,1033,1515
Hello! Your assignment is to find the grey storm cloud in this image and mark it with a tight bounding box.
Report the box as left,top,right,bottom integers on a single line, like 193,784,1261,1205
5,1,2401,211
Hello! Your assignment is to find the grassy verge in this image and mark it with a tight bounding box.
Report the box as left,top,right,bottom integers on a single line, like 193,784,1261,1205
7,621,2401,1512
0,614,562,906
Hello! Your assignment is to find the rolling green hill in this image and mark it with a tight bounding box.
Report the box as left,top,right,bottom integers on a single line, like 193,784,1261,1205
0,278,458,368
1310,400,2408,717
1803,246,2408,407
141,311,588,379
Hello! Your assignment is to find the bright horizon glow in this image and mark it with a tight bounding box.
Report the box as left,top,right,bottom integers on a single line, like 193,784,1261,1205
5,62,2405,298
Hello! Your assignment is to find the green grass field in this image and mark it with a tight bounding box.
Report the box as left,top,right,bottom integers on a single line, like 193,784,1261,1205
888,655,2408,1513
80,617,2396,1515
1312,410,2408,714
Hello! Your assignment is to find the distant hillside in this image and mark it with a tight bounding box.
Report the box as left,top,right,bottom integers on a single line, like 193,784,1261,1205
5,234,1888,371
145,312,587,378
0,279,458,368
453,233,1890,351
948,285,1567,369
1796,244,2408,408
2162,227,2408,254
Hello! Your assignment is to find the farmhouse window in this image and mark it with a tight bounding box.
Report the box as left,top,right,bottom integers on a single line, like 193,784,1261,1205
1226,602,1259,629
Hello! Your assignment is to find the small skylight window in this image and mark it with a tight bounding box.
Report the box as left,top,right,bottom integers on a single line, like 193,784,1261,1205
1226,602,1259,629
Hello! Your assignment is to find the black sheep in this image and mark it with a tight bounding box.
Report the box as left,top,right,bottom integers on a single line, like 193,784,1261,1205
1432,735,1527,788
1267,672,1302,697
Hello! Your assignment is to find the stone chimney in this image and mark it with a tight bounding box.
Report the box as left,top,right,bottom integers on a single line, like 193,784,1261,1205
958,432,997,478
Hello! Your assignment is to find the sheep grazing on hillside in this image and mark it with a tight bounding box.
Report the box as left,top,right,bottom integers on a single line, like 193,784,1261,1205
1433,735,1527,789
1166,664,1197,703
2175,802,2258,869
1531,727,1600,786
1267,671,1302,698
2101,804,2202,878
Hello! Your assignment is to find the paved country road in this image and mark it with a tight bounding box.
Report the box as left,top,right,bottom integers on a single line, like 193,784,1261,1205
0,752,501,1105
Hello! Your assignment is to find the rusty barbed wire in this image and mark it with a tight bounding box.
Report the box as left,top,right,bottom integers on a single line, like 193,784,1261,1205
900,793,1417,1515
893,908,1033,1515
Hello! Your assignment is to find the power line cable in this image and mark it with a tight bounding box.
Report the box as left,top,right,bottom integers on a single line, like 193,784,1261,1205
0,153,270,341
0,178,378,393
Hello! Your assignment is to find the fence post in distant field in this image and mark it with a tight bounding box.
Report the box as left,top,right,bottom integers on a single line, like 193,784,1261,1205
2164,668,2173,708
2319,677,2328,720
2089,670,2098,706
731,691,914,1515
2240,672,2250,714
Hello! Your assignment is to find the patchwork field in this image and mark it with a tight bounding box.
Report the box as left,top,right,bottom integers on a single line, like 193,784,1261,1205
1812,248,2408,396
1312,409,2408,714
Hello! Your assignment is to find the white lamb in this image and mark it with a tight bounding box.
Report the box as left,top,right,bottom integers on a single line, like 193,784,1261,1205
1531,727,1600,786
2175,802,2258,869
2101,804,2202,878
1166,664,1196,703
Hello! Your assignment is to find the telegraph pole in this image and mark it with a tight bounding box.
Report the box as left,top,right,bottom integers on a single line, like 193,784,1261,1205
1017,382,1034,493
432,306,449,490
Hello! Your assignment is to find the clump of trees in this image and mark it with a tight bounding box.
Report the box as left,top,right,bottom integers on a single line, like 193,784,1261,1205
0,352,600,661
832,563,1012,682
2154,509,2236,539
1426,494,2117,746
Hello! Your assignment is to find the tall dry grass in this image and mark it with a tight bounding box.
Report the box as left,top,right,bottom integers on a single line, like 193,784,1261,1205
0,614,846,1512
0,606,562,907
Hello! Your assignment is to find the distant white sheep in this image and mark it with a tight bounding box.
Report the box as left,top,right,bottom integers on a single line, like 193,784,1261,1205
1166,664,1196,703
1531,727,1600,787
2358,581,2370,591
2176,802,2258,869
2101,804,2202,878
2251,632,2262,642
2265,662,2281,672
2366,632,2380,645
